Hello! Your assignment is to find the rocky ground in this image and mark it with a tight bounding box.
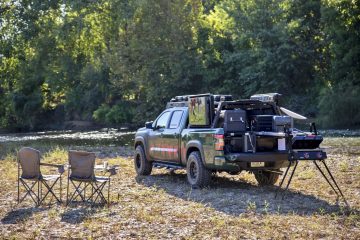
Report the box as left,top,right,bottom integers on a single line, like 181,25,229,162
0,137,359,239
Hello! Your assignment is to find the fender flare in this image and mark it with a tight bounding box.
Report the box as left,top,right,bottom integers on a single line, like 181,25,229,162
185,140,206,165
134,136,147,155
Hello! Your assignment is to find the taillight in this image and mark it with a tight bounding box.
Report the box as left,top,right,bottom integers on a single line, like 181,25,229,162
214,134,224,151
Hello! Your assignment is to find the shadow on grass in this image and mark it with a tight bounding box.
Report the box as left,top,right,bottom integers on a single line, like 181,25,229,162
137,172,349,216
1,207,47,224
60,205,99,224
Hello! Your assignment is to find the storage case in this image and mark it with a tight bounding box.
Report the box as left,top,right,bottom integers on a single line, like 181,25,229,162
253,115,273,131
223,110,247,133
272,116,292,132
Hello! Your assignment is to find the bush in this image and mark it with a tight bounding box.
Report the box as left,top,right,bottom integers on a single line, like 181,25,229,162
93,102,135,125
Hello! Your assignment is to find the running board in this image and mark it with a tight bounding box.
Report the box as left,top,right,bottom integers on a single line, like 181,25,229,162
153,162,184,170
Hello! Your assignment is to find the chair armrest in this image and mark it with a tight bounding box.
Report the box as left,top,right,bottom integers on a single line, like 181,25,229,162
94,165,106,171
107,165,120,176
40,163,65,174
94,164,119,176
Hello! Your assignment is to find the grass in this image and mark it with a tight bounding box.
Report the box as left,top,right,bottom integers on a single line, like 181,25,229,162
0,138,359,239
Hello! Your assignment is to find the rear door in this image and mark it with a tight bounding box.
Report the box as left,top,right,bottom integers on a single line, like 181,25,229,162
148,111,171,160
160,110,184,163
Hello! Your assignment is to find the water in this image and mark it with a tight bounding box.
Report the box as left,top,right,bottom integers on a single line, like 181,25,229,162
0,129,135,156
1,128,359,147
1,128,359,157
0,130,135,146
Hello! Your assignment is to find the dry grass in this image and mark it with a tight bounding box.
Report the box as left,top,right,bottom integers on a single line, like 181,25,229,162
0,139,359,239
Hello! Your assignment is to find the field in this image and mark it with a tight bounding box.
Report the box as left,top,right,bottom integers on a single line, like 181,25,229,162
0,137,359,239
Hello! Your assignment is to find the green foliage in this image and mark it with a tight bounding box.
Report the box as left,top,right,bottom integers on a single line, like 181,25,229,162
317,0,360,128
93,102,134,125
0,0,359,130
319,86,360,128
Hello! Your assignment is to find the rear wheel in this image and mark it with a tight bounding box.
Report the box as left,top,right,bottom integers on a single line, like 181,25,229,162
186,151,211,188
254,170,280,186
134,145,152,175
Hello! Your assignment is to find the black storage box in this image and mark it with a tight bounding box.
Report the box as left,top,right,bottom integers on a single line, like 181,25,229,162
292,135,323,149
253,115,273,131
223,110,246,133
272,116,292,132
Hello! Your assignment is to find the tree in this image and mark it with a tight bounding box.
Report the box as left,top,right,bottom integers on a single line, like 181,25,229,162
318,0,360,127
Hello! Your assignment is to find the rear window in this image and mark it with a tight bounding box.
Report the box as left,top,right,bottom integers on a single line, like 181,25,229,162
169,111,183,129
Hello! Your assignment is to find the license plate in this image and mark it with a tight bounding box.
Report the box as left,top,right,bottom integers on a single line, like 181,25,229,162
251,162,265,167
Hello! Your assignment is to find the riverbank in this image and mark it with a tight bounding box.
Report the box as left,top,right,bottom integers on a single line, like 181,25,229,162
0,137,359,239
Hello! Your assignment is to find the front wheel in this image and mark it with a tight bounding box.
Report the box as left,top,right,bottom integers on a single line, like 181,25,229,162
134,145,152,175
254,170,280,186
186,151,211,188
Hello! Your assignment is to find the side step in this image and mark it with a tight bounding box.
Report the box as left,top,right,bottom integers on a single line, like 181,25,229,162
153,161,184,170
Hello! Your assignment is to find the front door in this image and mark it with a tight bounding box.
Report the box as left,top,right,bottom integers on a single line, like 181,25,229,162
160,110,184,163
148,111,171,160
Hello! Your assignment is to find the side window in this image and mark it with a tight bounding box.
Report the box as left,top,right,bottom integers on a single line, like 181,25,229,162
169,111,183,129
155,111,171,129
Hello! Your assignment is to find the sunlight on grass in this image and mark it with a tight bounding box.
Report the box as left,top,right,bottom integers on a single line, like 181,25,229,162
0,139,359,239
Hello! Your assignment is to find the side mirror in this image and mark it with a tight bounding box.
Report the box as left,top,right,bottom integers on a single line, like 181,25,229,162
145,121,154,129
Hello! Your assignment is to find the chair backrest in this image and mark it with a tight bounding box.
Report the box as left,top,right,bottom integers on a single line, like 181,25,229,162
18,147,41,179
68,151,96,179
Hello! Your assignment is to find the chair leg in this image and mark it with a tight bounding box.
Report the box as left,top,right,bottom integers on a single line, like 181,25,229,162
17,161,20,204
17,178,20,204
66,176,70,206
84,182,86,201
40,182,43,203
60,176,62,203
88,181,107,204
108,178,110,207
19,179,38,205
37,180,40,206
40,179,62,205
68,181,88,203
91,184,94,201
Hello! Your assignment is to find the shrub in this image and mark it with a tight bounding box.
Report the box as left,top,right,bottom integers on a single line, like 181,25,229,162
93,102,135,125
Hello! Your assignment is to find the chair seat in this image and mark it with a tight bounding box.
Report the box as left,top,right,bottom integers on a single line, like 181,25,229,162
70,176,110,182
95,176,110,183
41,175,61,181
20,176,40,181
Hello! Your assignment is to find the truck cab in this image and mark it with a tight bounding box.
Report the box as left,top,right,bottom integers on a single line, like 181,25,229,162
139,107,188,163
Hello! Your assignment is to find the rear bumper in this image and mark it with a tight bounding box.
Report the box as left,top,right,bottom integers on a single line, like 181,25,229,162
224,151,288,162
210,149,327,172
223,149,327,162
289,149,327,161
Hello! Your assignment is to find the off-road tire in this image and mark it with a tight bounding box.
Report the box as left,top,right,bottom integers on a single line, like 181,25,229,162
254,171,280,186
186,151,211,188
134,145,152,175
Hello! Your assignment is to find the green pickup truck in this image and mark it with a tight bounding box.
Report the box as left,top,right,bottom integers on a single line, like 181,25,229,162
134,93,326,188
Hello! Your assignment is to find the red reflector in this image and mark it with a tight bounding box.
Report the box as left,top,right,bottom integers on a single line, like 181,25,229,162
214,134,224,151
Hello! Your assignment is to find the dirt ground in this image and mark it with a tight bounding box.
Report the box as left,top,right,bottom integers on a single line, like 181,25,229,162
0,138,359,239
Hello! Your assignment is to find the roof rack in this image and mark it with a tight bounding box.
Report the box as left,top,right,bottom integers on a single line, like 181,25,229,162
167,93,235,109
250,93,281,103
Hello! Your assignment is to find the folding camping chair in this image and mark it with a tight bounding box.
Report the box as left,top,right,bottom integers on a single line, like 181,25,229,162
17,147,64,206
66,150,116,206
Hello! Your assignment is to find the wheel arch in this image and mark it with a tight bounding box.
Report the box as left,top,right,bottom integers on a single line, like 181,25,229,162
185,141,205,165
134,136,146,149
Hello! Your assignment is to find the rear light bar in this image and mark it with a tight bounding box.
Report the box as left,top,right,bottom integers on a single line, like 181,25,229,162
214,134,224,151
